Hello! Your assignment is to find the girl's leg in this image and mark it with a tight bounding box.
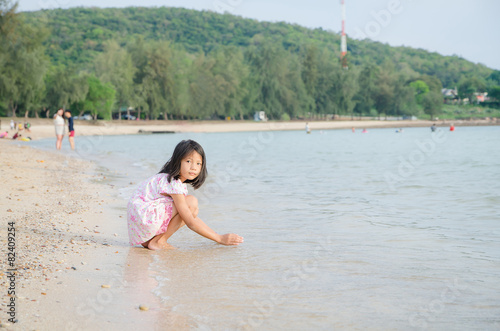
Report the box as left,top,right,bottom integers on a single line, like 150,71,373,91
144,195,199,250
56,135,63,150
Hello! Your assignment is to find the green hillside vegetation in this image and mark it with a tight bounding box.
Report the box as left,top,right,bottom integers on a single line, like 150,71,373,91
1,3,499,120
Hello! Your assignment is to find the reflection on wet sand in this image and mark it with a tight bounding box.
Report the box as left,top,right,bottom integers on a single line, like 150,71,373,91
123,247,192,329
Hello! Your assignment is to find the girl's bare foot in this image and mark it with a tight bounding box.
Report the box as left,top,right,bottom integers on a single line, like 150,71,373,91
147,240,176,250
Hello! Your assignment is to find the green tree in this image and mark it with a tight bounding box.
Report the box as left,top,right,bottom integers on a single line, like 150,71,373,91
313,50,340,116
246,44,285,119
354,64,377,116
284,54,314,118
129,39,176,120
487,86,500,108
394,83,418,117
131,83,149,120
94,41,135,119
458,77,487,104
68,74,91,118
44,66,89,115
487,86,500,101
418,74,443,93
301,45,318,100
0,20,48,117
212,47,250,120
0,0,18,40
422,91,443,120
188,51,248,120
373,62,397,117
409,80,430,105
487,70,500,86
246,43,312,119
84,75,115,120
332,68,359,117
187,53,221,119
166,49,190,120
128,36,149,119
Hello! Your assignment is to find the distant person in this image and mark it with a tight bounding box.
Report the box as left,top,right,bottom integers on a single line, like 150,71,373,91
12,132,20,140
65,110,75,150
431,124,436,132
305,122,311,134
0,131,8,138
10,119,14,130
362,128,368,133
17,122,23,132
24,121,31,132
53,108,65,150
450,124,455,132
352,127,355,133
127,139,243,250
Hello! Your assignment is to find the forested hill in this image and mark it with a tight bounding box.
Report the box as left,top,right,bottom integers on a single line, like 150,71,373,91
2,5,498,120
22,7,492,87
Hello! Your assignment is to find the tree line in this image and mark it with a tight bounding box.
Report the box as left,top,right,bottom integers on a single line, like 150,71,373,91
1,4,499,120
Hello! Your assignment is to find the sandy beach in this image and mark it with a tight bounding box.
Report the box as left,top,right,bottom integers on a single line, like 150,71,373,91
0,141,170,329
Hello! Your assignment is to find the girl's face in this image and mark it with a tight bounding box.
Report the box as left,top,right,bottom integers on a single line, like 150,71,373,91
179,151,203,182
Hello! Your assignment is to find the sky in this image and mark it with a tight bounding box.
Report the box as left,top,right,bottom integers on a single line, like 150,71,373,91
16,0,500,72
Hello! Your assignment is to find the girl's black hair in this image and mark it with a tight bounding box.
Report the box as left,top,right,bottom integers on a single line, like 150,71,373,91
158,140,207,189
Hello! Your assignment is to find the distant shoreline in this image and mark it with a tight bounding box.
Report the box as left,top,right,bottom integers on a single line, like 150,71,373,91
1,117,498,141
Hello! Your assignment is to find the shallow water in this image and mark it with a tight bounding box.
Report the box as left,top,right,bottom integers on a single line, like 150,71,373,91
32,126,500,330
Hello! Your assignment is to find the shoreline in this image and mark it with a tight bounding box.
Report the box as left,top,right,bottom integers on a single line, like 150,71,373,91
0,118,498,141
0,141,161,329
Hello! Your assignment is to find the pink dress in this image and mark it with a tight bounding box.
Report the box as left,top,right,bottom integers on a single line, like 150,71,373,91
127,173,188,245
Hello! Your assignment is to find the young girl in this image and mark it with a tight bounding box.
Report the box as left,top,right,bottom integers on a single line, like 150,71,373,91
53,108,65,150
127,139,244,250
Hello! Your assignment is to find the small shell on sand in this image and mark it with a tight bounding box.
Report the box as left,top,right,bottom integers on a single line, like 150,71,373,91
101,284,111,288
139,305,149,311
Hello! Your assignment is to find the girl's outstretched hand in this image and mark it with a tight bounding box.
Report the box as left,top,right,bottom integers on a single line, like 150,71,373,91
219,233,244,246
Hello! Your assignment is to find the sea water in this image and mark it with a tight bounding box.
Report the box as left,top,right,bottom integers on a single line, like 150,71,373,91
31,126,500,330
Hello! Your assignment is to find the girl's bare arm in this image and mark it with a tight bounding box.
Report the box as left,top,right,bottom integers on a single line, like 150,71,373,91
170,194,243,245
